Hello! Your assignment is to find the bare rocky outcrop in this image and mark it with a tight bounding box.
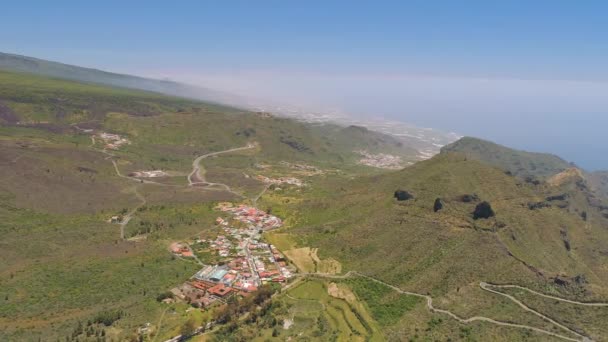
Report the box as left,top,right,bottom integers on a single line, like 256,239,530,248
552,274,587,290
548,168,585,187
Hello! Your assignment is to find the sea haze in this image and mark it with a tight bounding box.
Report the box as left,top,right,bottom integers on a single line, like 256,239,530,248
177,71,608,170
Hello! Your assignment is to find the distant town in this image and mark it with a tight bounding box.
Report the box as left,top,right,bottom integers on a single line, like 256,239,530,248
255,175,304,187
356,150,404,169
98,132,130,150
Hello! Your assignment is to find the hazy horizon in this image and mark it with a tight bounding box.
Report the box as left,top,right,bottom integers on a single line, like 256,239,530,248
144,70,605,170
2,1,608,169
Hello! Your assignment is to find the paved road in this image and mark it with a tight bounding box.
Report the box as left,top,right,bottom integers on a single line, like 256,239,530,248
302,271,593,342
482,283,608,307
479,282,591,341
80,128,598,340
188,143,255,191
244,239,261,286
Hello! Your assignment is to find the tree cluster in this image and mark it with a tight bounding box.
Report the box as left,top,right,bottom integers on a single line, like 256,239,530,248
211,285,283,341
473,201,495,220
433,198,443,212
92,309,124,326
394,190,413,201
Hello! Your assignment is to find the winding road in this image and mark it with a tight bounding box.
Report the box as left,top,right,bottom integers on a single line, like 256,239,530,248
187,143,255,197
92,136,180,187
85,135,150,239
80,127,602,341
301,271,602,342
482,283,608,307
110,158,180,187
479,282,591,341
85,133,256,239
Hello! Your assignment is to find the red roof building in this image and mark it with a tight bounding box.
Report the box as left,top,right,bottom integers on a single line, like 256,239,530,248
208,283,233,297
191,281,208,291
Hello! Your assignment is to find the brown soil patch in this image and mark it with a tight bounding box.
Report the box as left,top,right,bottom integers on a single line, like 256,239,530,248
327,282,357,303
0,101,19,123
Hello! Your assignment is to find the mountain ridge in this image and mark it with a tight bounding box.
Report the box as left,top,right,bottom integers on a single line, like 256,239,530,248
2,54,608,341
441,136,573,179
0,51,246,106
0,51,460,157
259,150,608,340
441,136,608,201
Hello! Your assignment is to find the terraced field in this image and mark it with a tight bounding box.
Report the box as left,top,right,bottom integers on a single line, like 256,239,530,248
273,279,383,341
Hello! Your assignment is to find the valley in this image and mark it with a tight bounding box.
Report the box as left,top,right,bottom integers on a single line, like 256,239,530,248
1,67,608,342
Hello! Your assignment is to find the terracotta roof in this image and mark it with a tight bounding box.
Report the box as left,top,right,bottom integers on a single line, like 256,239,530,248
208,283,232,297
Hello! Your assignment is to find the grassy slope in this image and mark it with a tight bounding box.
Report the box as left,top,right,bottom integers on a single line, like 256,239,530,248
263,152,608,340
0,70,418,341
0,69,219,125
441,136,572,179
498,287,608,341
5,69,606,341
441,135,608,224
0,51,238,105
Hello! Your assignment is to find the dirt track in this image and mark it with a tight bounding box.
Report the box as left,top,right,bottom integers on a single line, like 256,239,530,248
82,129,599,341
119,186,146,239
85,131,255,239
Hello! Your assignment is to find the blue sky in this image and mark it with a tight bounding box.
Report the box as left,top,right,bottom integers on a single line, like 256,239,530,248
2,1,608,169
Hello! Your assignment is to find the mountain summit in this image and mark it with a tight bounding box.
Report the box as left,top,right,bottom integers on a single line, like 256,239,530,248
441,137,572,179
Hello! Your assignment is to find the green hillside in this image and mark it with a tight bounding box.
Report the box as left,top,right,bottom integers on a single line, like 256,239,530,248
441,136,572,180
0,69,416,162
259,152,608,341
3,69,608,341
0,70,420,341
441,136,608,202
0,52,240,105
